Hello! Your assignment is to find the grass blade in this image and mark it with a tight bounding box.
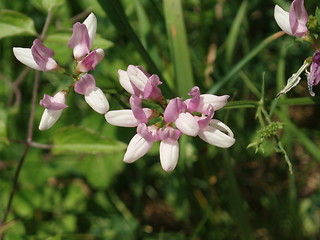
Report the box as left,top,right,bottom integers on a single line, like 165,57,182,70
163,0,194,97
208,31,285,94
225,0,248,65
97,0,173,97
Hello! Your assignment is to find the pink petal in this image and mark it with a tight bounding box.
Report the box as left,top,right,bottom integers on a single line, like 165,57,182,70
130,95,148,123
163,98,186,123
31,39,58,72
143,74,163,100
74,73,96,95
289,0,308,36
68,22,90,60
40,92,68,110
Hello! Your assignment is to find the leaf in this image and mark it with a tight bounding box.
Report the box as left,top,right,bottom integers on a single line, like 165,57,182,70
92,34,114,49
30,0,65,12
52,126,127,155
44,32,72,65
163,0,194,98
0,10,36,39
80,153,124,189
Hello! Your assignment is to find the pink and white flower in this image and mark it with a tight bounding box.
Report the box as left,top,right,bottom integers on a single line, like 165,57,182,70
13,39,59,72
118,65,163,100
39,91,68,130
74,73,109,114
106,66,236,171
158,127,181,172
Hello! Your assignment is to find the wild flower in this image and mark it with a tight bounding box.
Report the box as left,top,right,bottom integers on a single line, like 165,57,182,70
105,65,235,171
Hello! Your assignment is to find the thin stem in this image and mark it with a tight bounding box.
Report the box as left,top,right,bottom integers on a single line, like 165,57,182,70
27,71,40,143
40,10,52,41
0,71,40,237
0,10,52,236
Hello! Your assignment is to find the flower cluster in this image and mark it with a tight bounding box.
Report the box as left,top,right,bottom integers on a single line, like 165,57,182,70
274,0,320,96
105,65,235,171
13,13,109,130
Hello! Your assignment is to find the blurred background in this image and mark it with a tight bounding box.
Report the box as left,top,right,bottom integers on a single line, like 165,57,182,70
0,0,320,239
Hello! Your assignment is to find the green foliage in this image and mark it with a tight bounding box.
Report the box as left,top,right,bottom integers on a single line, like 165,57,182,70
30,0,65,12
0,10,36,39
1,0,320,239
52,126,126,155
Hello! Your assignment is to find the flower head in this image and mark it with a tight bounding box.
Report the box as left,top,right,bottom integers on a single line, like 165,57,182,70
106,66,235,171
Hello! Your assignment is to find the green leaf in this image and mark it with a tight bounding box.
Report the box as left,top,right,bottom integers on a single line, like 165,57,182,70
44,32,72,65
30,0,65,12
163,0,194,97
92,33,114,49
80,153,124,189
0,10,36,39
52,126,127,154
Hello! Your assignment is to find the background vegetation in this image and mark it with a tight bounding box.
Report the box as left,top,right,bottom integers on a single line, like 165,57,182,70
0,0,320,239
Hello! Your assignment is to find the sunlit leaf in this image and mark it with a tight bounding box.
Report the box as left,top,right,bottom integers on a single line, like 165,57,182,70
52,126,127,154
0,10,36,39
30,0,65,12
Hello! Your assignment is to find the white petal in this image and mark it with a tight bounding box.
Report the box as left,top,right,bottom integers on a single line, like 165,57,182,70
13,48,41,70
199,94,229,111
39,109,63,131
53,91,67,103
123,134,153,163
84,87,109,114
274,5,293,35
118,69,134,94
198,119,235,148
127,65,148,92
83,13,97,47
159,140,179,172
175,112,199,137
105,108,152,127
96,48,104,62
